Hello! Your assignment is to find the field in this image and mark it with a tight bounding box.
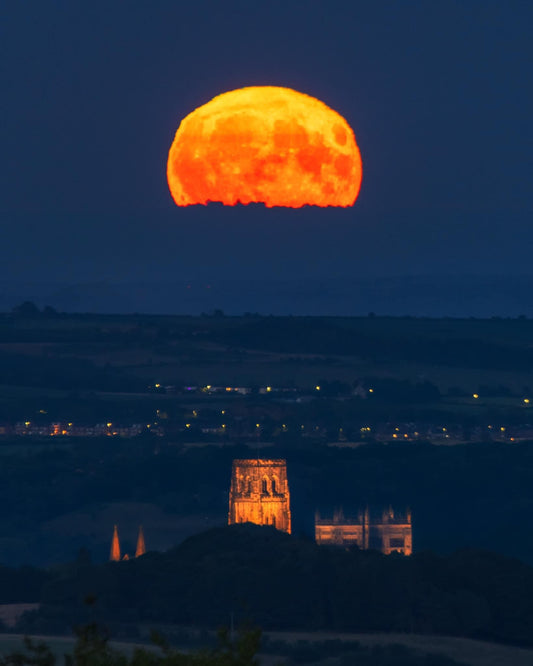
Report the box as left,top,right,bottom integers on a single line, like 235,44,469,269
0,634,143,660
1,631,533,666
1,313,533,419
266,631,533,666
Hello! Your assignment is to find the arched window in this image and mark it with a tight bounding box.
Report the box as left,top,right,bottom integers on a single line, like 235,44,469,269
271,478,277,494
246,478,252,495
261,478,268,494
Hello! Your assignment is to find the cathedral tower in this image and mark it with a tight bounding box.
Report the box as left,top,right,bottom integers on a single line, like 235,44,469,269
228,459,291,533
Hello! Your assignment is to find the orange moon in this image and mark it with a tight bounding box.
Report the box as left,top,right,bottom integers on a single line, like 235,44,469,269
167,86,362,208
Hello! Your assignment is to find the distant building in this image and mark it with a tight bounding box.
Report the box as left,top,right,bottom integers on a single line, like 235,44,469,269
315,507,412,555
228,459,291,533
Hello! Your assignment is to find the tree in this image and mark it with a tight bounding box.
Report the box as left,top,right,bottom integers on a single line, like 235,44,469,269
11,301,40,317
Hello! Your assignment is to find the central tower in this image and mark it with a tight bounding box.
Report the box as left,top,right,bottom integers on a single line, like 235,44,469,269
228,459,291,534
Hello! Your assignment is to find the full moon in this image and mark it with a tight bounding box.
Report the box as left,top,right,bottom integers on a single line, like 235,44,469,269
167,86,362,208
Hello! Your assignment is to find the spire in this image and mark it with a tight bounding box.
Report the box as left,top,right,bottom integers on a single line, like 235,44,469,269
110,525,121,562
135,525,146,558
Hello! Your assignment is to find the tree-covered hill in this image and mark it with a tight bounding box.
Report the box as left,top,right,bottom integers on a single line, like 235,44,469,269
22,525,533,647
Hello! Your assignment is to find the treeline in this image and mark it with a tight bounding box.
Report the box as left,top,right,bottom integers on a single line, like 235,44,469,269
17,525,533,647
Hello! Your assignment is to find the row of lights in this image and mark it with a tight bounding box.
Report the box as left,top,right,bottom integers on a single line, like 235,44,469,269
155,383,327,393
18,420,523,441
473,394,530,404
154,383,531,401
23,409,529,432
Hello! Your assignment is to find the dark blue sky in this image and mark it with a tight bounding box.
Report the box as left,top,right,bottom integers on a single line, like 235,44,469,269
2,1,532,288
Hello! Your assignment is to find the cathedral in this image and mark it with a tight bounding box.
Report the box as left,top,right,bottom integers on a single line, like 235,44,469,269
228,458,412,555
109,461,412,558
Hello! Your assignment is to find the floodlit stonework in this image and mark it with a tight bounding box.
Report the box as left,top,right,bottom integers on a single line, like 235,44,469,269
135,525,146,557
228,459,292,533
110,524,121,561
315,507,412,555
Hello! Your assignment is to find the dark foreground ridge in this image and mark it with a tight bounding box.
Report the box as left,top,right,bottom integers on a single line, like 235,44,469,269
18,524,533,647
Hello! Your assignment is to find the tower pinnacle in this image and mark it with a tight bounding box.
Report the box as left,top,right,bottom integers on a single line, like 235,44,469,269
135,525,146,557
110,525,121,562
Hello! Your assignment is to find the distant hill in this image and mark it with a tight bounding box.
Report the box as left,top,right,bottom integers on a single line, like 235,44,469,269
1,275,532,317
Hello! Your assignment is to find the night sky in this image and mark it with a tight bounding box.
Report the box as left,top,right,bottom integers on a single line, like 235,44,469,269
2,1,532,314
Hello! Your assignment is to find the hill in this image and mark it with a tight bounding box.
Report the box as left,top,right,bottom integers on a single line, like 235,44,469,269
20,525,533,647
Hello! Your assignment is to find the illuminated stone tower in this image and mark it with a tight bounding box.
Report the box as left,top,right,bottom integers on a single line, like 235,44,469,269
110,525,121,561
228,459,291,533
135,525,146,557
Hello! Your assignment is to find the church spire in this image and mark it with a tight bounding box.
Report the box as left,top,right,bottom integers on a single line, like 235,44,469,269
110,525,121,561
135,525,146,558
